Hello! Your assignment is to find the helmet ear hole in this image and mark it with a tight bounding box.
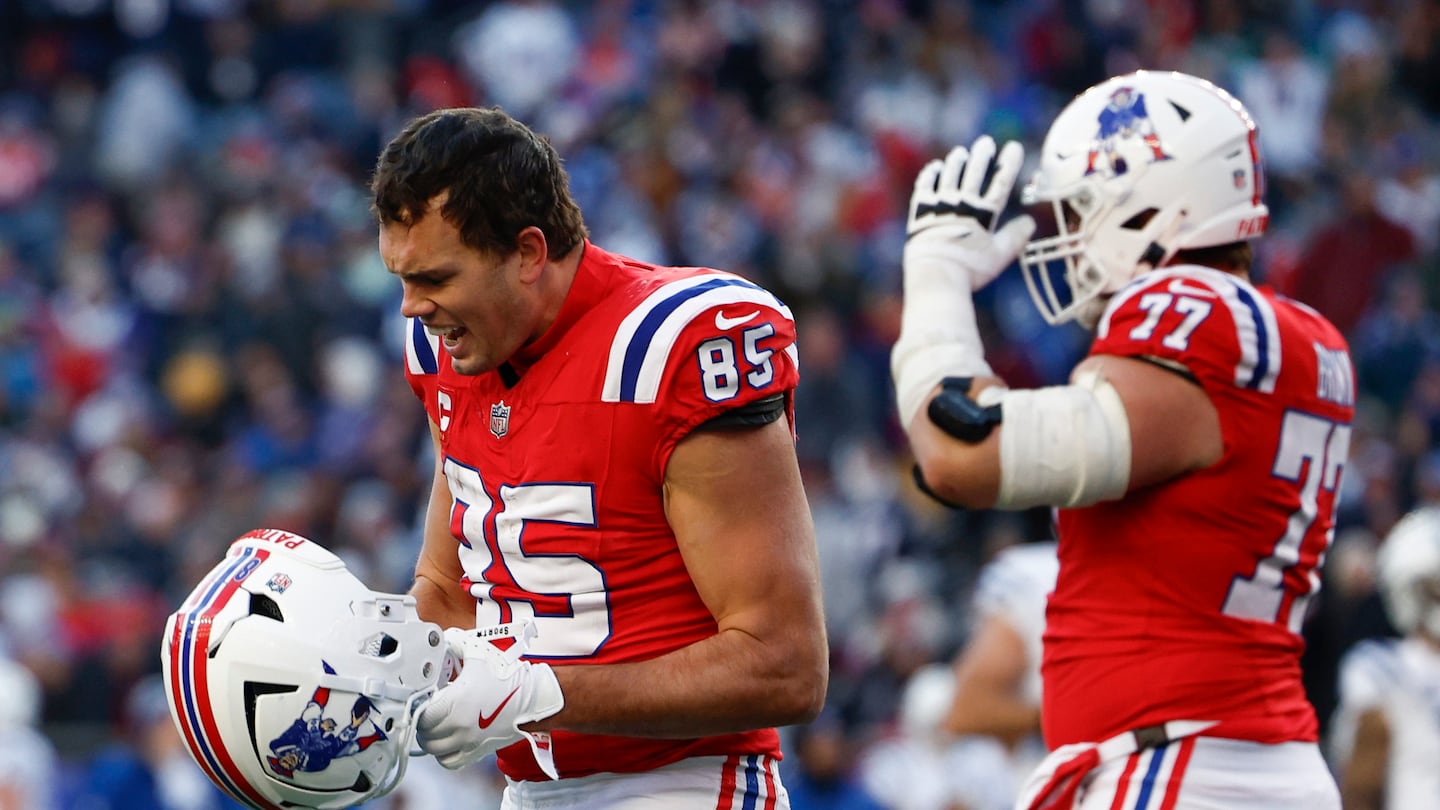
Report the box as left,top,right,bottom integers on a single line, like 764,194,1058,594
244,681,299,748
361,632,400,658
1120,208,1159,230
250,593,285,622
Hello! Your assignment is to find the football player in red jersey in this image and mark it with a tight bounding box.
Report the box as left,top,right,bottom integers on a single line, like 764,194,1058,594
369,107,827,807
891,71,1351,810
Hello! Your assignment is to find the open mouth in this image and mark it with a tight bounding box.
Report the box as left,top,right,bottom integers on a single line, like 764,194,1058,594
425,324,467,349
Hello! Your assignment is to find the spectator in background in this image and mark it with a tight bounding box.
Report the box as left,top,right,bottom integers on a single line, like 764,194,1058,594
1374,135,1440,258
0,653,57,810
793,303,886,471
70,675,242,810
782,717,885,810
1289,169,1415,337
1233,28,1328,214
452,0,579,122
1351,270,1440,416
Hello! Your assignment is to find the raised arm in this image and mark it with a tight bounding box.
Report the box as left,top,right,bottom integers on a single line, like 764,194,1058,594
907,354,1222,511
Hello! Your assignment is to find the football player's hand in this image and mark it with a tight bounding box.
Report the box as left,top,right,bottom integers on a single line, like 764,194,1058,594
416,623,564,777
891,135,1035,430
905,135,1035,291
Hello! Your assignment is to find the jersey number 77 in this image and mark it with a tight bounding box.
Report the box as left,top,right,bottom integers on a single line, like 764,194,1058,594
1222,410,1351,634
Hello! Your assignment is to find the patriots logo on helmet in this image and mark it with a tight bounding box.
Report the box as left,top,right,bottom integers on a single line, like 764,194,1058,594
1085,86,1173,177
265,662,387,781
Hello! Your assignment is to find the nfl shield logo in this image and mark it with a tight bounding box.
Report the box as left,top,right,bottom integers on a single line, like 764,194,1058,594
490,401,511,439
266,573,292,594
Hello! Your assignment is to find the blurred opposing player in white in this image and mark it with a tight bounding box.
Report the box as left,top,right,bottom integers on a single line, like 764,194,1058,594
891,70,1352,809
859,663,1020,810
0,653,57,810
944,540,1059,803
1330,507,1440,810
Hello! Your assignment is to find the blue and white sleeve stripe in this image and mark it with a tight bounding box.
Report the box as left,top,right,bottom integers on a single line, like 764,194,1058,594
602,274,794,404
405,316,440,376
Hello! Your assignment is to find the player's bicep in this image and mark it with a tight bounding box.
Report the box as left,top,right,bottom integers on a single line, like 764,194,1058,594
663,419,824,646
1076,354,1221,488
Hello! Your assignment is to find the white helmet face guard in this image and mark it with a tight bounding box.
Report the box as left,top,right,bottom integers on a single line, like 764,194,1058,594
1020,176,1118,329
161,530,447,810
1019,71,1270,327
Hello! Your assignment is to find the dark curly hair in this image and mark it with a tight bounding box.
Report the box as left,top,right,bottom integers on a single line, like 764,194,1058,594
370,107,587,257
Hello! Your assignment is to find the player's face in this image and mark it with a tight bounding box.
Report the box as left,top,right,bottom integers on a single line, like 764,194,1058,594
381,197,536,376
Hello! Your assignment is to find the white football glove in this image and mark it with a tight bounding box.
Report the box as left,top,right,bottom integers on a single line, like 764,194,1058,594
416,622,565,778
891,135,1037,431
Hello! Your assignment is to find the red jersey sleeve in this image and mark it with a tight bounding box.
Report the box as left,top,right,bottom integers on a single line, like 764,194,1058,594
595,273,800,470
1090,266,1281,394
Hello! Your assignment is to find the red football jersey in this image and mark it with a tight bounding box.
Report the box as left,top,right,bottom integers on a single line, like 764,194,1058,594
403,243,799,780
1044,265,1355,748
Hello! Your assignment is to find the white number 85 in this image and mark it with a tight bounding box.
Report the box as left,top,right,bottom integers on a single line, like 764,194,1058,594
698,323,776,401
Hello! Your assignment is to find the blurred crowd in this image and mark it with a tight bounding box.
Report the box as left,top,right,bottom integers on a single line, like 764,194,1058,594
1,0,1438,807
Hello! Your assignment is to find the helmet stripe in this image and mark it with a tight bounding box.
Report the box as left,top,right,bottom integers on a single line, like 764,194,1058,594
1246,129,1265,209
170,546,286,810
169,547,258,804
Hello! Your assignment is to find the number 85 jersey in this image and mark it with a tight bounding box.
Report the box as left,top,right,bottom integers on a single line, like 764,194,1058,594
403,242,798,781
1046,265,1355,749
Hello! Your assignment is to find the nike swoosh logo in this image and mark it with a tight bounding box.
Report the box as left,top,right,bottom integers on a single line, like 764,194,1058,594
714,310,760,330
477,687,520,729
1167,279,1217,298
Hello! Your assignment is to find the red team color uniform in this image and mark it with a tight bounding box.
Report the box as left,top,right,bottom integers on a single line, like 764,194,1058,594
403,243,798,783
1045,265,1355,749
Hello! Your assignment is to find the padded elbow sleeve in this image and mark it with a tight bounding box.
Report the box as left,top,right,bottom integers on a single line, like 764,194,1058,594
994,370,1132,509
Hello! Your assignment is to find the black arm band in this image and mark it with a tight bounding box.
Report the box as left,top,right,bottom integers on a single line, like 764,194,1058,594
699,393,786,431
928,376,1002,443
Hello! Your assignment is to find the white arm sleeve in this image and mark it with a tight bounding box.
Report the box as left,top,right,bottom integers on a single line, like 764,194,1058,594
993,370,1132,509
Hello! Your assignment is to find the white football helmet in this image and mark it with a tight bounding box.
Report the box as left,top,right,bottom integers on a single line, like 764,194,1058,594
1020,70,1270,326
161,529,448,809
1378,508,1440,639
